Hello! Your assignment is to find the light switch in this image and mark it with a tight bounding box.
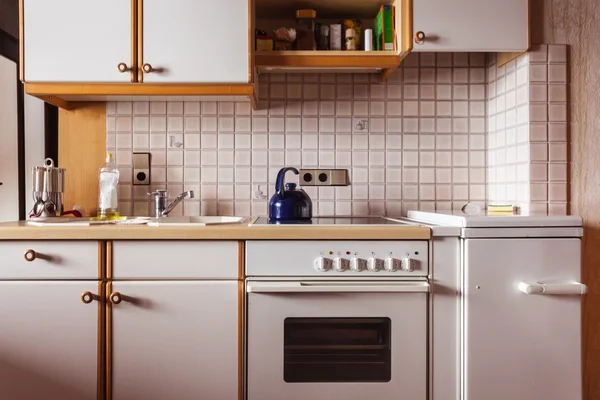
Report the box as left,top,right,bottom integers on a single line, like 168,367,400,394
133,152,151,185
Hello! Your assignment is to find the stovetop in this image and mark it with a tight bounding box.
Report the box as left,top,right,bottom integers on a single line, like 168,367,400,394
251,216,415,226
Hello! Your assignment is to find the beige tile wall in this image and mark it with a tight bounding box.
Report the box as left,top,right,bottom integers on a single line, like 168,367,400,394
107,48,568,217
108,52,489,217
486,45,568,214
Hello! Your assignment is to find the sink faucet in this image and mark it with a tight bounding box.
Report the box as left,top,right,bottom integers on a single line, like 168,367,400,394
149,190,195,218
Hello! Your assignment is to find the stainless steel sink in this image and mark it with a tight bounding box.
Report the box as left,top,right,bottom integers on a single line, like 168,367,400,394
146,216,247,227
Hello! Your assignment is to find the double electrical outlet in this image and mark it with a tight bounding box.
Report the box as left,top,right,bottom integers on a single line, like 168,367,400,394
299,169,350,186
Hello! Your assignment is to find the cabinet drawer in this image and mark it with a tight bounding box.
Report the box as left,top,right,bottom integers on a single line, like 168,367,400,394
111,241,240,279
0,241,99,279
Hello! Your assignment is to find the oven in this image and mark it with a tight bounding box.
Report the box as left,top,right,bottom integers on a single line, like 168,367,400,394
246,240,429,400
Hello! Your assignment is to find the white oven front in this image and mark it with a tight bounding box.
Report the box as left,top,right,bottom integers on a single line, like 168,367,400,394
246,280,428,400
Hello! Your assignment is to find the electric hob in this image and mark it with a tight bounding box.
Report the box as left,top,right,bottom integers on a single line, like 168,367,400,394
250,216,418,226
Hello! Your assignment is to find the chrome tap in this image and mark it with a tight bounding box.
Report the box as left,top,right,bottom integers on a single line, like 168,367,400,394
149,190,195,218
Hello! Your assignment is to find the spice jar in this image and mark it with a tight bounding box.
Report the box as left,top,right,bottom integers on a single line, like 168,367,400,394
318,25,330,50
295,9,316,50
345,28,356,50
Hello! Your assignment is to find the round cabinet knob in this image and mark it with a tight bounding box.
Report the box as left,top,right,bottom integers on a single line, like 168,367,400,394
81,291,94,304
402,257,415,272
314,257,331,272
24,249,37,262
333,257,347,272
367,257,379,272
350,257,363,272
414,31,426,44
142,63,154,73
117,62,131,73
384,257,400,272
109,292,123,304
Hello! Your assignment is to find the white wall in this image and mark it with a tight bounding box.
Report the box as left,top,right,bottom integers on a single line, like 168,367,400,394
24,95,45,217
0,55,19,222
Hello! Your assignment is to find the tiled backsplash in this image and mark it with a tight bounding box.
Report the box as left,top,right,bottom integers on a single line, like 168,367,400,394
107,49,568,217
486,45,568,214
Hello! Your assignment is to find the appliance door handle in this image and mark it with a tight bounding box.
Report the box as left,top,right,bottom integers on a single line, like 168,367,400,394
518,282,588,295
247,281,430,293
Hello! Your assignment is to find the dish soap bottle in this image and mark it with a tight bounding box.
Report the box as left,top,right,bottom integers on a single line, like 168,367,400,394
98,152,120,219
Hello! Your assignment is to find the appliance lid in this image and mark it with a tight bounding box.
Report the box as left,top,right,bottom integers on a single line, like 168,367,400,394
406,210,583,228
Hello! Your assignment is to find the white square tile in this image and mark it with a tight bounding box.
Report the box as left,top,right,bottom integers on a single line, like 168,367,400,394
453,101,469,117
387,118,402,133
529,64,548,82
133,102,149,115
235,150,251,166
167,102,183,115
319,117,335,133
549,143,567,162
116,102,133,115
420,68,436,83
436,85,452,100
201,116,218,132
353,101,369,116
529,44,548,63
150,102,167,115
167,167,184,183
437,68,452,83
202,149,218,165
388,101,403,116
548,103,567,122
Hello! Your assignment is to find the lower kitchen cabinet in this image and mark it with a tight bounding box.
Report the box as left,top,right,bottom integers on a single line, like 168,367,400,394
0,281,100,400
109,281,239,400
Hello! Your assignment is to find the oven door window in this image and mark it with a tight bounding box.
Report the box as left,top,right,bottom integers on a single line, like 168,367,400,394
283,317,391,383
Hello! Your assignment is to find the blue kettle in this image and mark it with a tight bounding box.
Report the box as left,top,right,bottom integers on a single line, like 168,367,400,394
269,167,313,221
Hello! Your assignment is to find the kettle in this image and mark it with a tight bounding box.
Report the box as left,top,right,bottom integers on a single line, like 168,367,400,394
269,167,313,221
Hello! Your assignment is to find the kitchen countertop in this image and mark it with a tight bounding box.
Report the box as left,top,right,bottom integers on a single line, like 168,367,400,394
0,220,431,240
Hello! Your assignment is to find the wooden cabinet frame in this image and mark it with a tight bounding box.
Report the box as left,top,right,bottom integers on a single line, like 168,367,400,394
19,0,258,109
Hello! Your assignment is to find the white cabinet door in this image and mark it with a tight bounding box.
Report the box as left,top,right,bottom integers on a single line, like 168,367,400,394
412,0,528,52
111,281,239,400
464,238,583,400
141,0,249,83
23,0,131,82
0,281,99,400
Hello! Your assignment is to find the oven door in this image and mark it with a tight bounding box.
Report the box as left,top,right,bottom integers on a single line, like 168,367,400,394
246,280,428,400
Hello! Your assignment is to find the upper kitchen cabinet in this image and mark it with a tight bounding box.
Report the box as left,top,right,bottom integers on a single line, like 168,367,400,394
412,0,529,52
20,0,256,109
22,0,132,83
254,0,412,82
139,0,250,83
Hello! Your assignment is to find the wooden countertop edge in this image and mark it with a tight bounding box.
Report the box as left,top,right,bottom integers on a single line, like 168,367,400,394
0,224,431,240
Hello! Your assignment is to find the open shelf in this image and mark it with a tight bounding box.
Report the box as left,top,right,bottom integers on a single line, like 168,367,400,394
254,0,412,81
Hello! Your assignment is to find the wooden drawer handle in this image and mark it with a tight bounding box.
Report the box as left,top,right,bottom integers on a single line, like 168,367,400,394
142,63,154,73
414,31,426,44
24,249,37,262
117,62,131,73
109,292,123,304
81,291,96,304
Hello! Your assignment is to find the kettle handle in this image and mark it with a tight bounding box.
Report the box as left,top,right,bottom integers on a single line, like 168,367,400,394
275,167,300,200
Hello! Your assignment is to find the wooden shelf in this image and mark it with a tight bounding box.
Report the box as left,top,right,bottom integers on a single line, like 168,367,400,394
255,51,407,82
24,83,258,110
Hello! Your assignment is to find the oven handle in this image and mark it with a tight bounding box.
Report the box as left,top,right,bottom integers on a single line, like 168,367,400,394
247,281,430,293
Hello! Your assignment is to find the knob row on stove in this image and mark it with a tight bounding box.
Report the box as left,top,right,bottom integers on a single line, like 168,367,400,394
315,256,415,272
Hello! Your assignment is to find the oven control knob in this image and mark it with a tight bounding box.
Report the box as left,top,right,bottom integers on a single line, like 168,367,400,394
367,257,380,272
401,257,416,272
333,257,348,272
315,257,332,272
350,257,365,272
384,257,401,272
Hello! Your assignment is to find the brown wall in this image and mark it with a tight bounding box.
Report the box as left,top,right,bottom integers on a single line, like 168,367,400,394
531,0,600,398
0,0,18,38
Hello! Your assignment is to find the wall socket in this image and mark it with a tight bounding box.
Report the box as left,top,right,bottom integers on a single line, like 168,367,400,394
299,169,350,186
133,152,151,185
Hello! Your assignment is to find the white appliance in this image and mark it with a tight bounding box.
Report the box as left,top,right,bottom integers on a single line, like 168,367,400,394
245,217,430,400
407,211,585,400
0,54,19,222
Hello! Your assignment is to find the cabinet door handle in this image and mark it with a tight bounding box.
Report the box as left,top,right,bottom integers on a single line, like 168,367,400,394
81,291,97,304
24,249,37,262
142,63,154,73
117,62,131,73
414,31,426,44
518,282,588,295
109,292,123,304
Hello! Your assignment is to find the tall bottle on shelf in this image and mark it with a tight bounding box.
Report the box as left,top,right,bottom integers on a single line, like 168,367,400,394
98,152,120,219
